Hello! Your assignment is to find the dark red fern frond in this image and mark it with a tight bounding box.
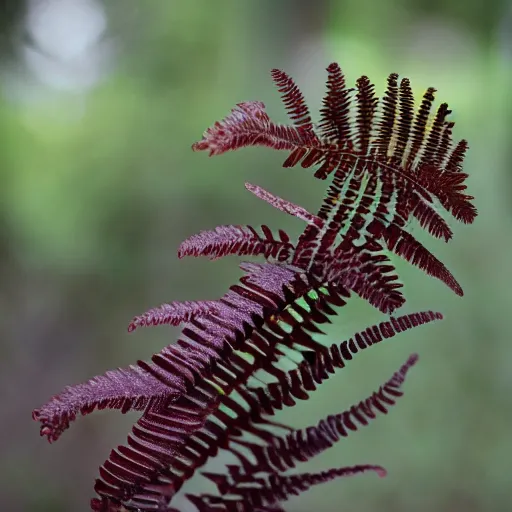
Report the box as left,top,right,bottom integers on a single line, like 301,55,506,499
34,263,306,445
34,63,475,512
408,87,436,165
270,68,315,133
32,367,175,443
375,72,398,158
410,191,454,242
193,66,476,234
445,139,469,173
90,307,439,510
169,353,415,511
318,62,354,144
192,101,319,158
421,102,451,163
434,120,455,167
190,465,385,512
242,182,402,311
381,226,463,295
199,353,416,503
252,312,439,419
325,246,405,314
393,77,415,163
416,159,476,224
355,75,378,155
290,163,410,312
178,224,294,262
192,65,476,300
127,300,219,332
254,354,417,474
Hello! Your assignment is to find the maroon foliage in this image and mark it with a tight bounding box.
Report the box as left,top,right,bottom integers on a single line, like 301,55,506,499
178,224,295,262
194,63,477,298
89,309,439,510
32,366,175,444
189,354,416,511
33,63,475,512
188,465,386,512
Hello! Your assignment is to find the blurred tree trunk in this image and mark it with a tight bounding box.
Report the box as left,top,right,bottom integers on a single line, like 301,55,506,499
257,0,329,65
0,0,26,58
246,0,331,109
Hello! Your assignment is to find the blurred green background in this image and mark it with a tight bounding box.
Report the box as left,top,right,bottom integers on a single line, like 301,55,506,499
1,0,511,511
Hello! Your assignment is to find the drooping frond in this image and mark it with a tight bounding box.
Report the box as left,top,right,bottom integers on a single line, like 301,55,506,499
32,366,174,443
90,308,439,510
225,353,418,481
127,300,220,332
178,224,294,262
98,341,418,510
91,274,339,508
34,263,307,445
190,465,385,511
246,312,438,418
187,354,416,512
415,155,476,225
382,226,463,295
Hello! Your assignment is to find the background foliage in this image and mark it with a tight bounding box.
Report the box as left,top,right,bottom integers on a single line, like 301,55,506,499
1,0,511,510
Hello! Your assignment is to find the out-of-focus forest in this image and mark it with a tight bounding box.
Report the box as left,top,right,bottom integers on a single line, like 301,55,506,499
1,0,511,511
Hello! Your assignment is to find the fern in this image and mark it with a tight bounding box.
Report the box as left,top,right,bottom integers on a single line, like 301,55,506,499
33,63,476,511
194,64,476,294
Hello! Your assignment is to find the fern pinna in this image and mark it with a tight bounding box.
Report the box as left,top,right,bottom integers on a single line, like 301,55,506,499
33,63,476,512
